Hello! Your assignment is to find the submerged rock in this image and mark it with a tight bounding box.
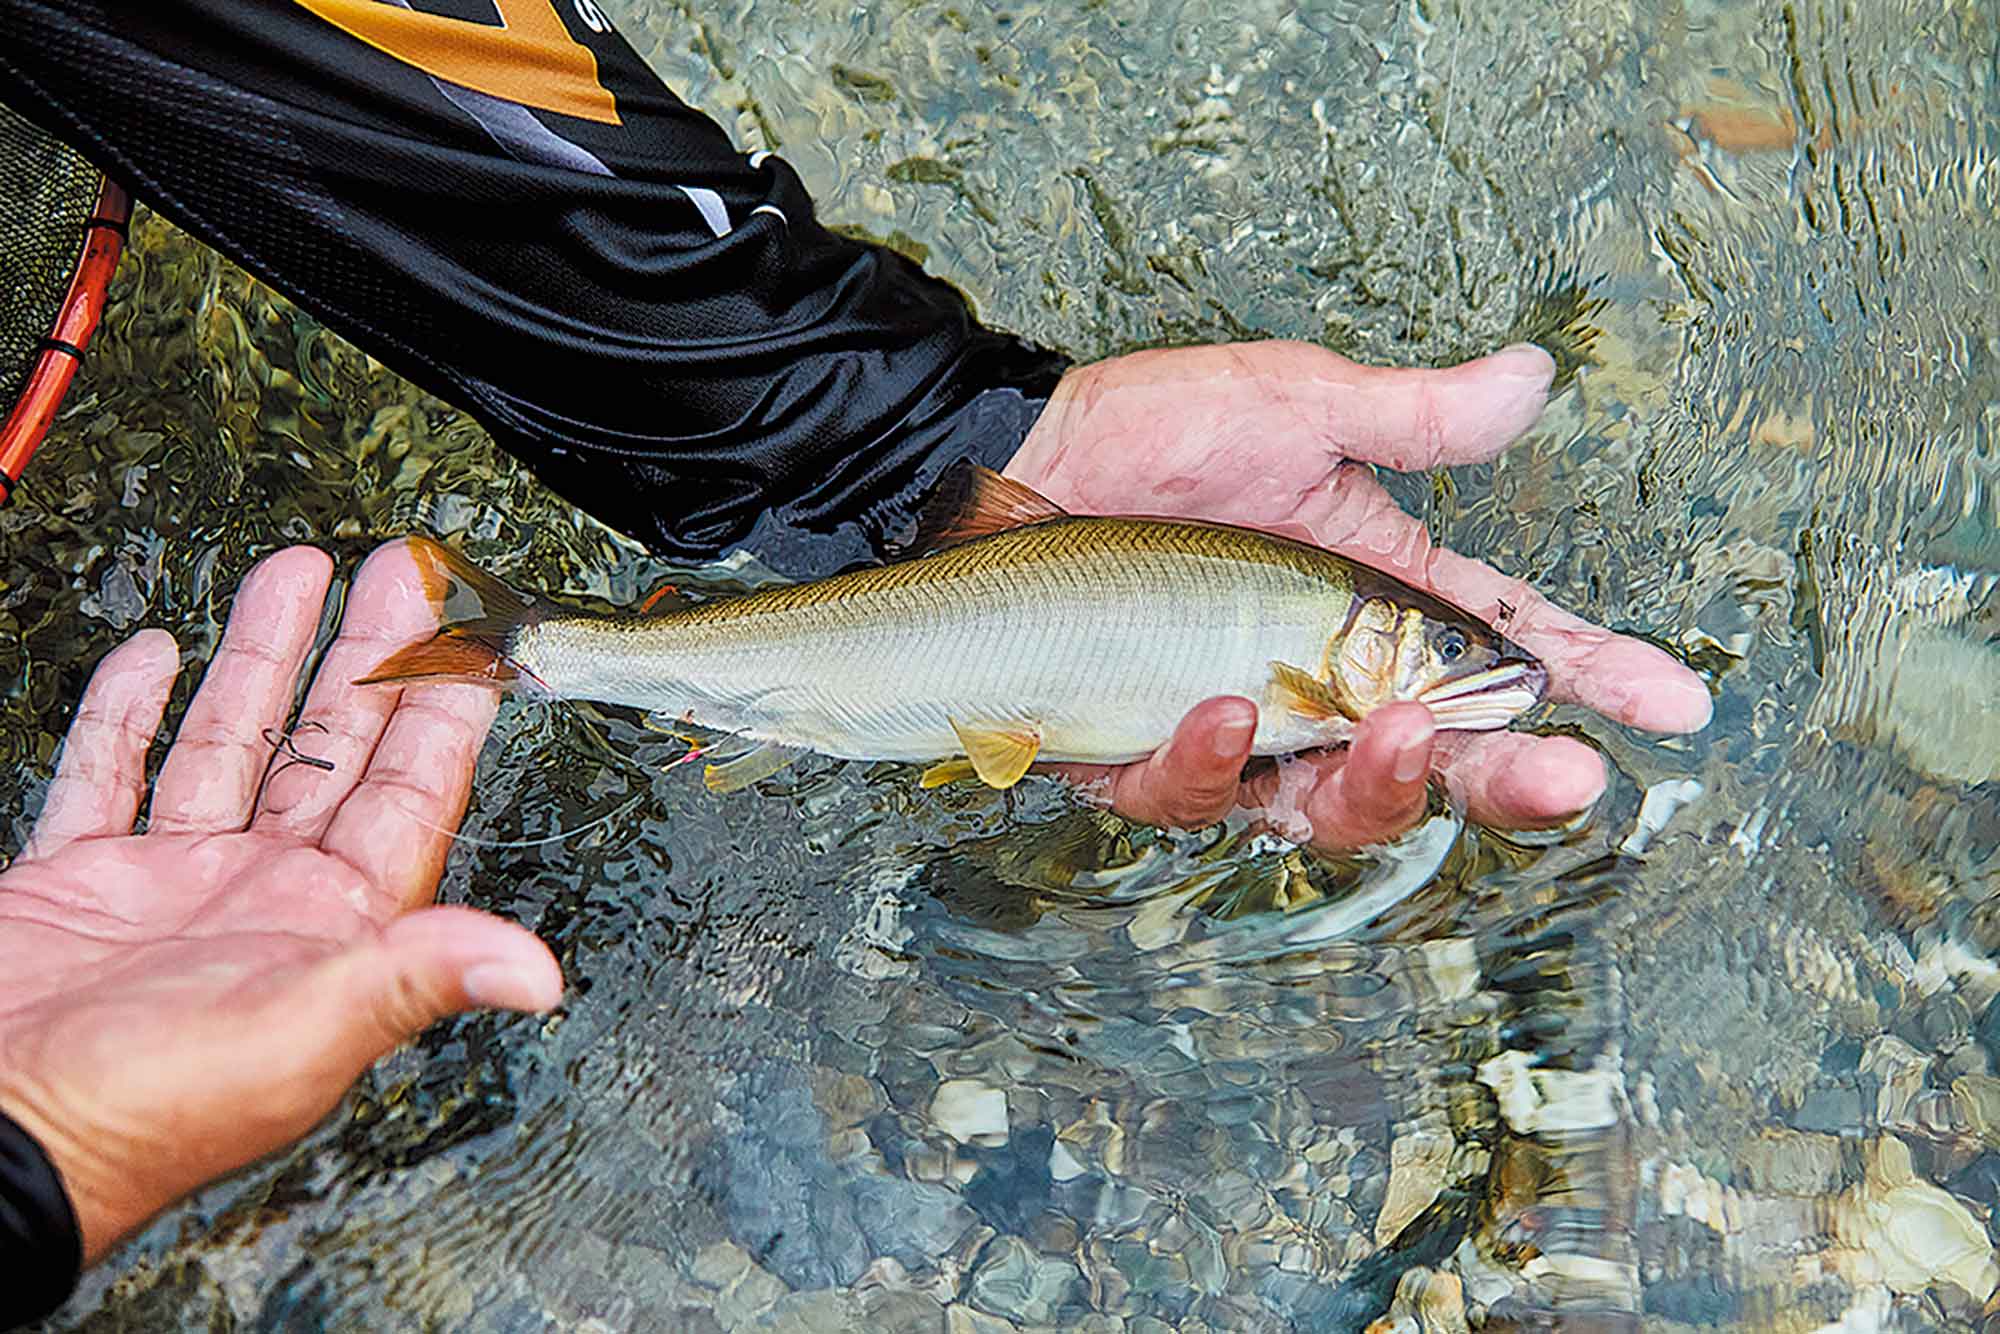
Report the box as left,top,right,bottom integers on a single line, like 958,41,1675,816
701,1063,975,1291
1826,1136,1999,1300
932,1080,1010,1146
966,1236,1082,1327
1375,1129,1453,1246
1363,1267,1469,1334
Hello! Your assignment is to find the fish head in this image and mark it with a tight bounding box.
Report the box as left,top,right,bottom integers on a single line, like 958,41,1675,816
1328,589,1547,730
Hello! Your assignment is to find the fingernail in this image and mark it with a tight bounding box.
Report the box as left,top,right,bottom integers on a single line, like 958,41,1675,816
1392,734,1431,785
463,962,558,1013
1212,713,1256,762
1493,342,1557,387
1668,676,1715,731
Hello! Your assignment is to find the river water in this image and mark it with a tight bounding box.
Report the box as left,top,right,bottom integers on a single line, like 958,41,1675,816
8,0,2000,1329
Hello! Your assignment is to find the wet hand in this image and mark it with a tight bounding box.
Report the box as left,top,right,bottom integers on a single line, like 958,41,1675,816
1008,340,1712,852
0,543,561,1265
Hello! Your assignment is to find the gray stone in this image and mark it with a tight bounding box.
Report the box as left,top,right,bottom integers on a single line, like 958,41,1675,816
946,1305,1020,1334
1795,1083,1869,1134
703,1060,979,1292
752,1289,857,1334
858,1286,950,1334
1108,1240,1190,1297
714,1262,788,1330
817,1072,887,1129
968,1235,1084,1327
855,1174,976,1267
692,1241,755,1290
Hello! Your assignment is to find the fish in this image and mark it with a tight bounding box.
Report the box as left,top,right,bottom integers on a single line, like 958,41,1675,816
356,466,1547,793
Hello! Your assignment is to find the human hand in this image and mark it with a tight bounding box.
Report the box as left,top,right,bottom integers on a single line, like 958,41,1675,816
1005,340,1711,853
0,542,561,1264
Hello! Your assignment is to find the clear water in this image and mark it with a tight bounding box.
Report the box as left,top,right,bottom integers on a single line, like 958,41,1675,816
7,0,1999,1328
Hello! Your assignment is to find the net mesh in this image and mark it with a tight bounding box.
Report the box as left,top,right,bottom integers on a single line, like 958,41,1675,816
0,100,101,418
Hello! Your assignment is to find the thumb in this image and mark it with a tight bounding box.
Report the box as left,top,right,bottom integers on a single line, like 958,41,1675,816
312,907,563,1076
1306,702,1436,848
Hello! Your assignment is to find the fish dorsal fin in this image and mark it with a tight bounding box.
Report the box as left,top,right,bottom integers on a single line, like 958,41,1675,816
905,463,1068,553
1268,661,1361,723
948,718,1043,788
703,741,805,793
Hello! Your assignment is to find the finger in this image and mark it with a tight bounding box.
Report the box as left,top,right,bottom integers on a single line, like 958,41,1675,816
1266,340,1555,471
255,539,464,839
259,908,561,1135
1435,731,1607,830
1240,702,1435,851
148,547,334,835
317,679,499,917
1059,696,1258,830
24,630,179,858
1289,464,1713,736
1424,548,1713,733
322,907,562,1057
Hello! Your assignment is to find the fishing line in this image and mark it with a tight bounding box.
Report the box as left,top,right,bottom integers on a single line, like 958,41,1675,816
254,704,647,850
388,791,644,851
1408,0,1463,343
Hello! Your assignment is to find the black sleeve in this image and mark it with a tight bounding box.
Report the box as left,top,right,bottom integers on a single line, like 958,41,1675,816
0,0,1071,578
0,1108,81,1329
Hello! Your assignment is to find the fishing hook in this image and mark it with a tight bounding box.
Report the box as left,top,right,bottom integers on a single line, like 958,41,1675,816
262,719,337,780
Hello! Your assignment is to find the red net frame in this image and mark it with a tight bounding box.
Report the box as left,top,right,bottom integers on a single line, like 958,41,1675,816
0,176,130,505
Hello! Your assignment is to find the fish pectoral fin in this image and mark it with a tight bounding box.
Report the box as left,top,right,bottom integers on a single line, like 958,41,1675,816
920,758,981,789
948,718,1043,788
1268,661,1360,723
703,741,805,793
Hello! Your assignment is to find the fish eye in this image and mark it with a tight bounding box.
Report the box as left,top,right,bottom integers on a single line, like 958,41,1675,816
1438,629,1467,663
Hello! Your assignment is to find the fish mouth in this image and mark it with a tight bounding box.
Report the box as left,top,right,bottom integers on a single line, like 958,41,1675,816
1416,655,1548,730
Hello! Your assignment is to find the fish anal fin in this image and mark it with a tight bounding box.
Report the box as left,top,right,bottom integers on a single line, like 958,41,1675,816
948,718,1043,788
1269,661,1358,722
703,742,804,793
903,463,1069,553
354,628,521,688
920,758,981,788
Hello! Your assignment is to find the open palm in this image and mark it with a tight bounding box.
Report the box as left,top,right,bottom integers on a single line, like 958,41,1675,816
1006,340,1712,850
0,544,561,1263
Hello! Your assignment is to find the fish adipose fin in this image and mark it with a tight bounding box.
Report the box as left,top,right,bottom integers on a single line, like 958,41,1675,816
948,718,1043,788
354,536,536,688
703,741,805,793
636,580,688,614
904,463,1069,553
1268,661,1361,722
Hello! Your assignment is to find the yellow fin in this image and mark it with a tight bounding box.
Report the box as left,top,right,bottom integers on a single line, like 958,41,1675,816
920,758,981,788
1269,661,1360,723
948,718,1043,788
703,742,803,793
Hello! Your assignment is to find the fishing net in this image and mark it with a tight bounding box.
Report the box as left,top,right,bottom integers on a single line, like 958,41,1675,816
0,99,128,504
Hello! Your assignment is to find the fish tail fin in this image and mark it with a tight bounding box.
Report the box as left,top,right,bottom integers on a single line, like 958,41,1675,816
353,536,537,689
